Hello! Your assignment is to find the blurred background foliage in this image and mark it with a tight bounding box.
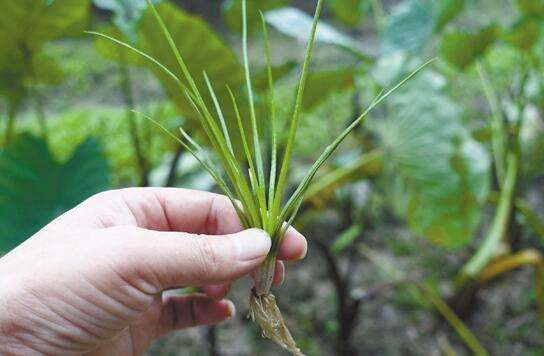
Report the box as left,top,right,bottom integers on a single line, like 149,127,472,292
1,0,544,355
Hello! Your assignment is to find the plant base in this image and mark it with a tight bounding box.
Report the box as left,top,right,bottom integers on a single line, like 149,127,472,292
249,290,304,356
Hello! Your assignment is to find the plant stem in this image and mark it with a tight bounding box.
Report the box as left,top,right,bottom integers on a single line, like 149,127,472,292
206,325,219,356
458,153,518,282
254,256,275,295
119,58,149,186
476,60,506,187
314,236,359,356
164,145,184,187
477,249,542,282
420,285,488,356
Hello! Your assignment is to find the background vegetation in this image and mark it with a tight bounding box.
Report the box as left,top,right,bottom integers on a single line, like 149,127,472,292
1,0,543,354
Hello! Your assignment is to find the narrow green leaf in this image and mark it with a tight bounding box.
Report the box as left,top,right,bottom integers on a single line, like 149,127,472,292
272,0,325,227
260,11,278,212
203,72,234,155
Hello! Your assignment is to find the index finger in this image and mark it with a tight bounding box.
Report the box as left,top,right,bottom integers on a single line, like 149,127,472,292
56,188,307,260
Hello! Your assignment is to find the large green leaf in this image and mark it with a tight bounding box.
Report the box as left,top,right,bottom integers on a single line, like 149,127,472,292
265,7,368,60
0,0,89,107
0,134,110,253
138,2,244,119
222,0,287,32
382,0,435,53
433,0,465,31
516,0,544,16
328,0,369,27
32,53,66,85
0,0,90,51
302,68,355,110
378,72,491,248
504,17,541,51
439,24,499,70
93,24,145,64
382,0,466,53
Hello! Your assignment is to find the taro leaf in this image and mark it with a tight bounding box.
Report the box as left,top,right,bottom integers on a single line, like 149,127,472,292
433,0,465,31
0,134,110,253
265,7,368,60
32,53,66,85
505,17,541,51
382,0,466,53
138,2,243,119
93,24,144,64
378,74,490,248
222,0,287,32
439,24,499,70
328,0,369,27
516,0,544,16
0,0,90,51
0,0,88,106
382,0,435,53
92,0,161,42
302,68,356,110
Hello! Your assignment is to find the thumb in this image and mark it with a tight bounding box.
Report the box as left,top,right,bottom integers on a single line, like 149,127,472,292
110,226,271,291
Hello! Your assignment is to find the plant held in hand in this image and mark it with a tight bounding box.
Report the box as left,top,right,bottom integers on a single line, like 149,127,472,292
89,0,431,353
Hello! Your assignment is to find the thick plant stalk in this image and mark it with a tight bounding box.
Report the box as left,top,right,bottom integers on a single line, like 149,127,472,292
457,153,518,284
250,256,304,355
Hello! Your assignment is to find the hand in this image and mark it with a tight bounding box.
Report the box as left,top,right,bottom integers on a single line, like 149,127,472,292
0,188,307,355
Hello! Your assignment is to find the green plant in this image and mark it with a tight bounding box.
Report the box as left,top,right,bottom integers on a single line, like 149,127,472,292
0,0,90,145
90,0,431,353
0,134,110,253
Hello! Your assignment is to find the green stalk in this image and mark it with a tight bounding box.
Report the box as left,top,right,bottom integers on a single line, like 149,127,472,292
420,285,488,356
458,153,518,282
476,61,506,187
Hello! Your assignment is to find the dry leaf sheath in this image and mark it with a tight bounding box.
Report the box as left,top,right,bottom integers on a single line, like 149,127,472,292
88,0,431,353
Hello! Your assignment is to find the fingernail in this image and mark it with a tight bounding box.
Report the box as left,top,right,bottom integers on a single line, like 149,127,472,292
297,233,308,260
232,229,271,261
223,300,236,318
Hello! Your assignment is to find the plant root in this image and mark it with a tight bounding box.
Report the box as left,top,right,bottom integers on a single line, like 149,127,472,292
249,290,304,356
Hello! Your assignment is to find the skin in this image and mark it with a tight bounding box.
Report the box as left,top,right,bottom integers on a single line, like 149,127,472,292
0,188,307,355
